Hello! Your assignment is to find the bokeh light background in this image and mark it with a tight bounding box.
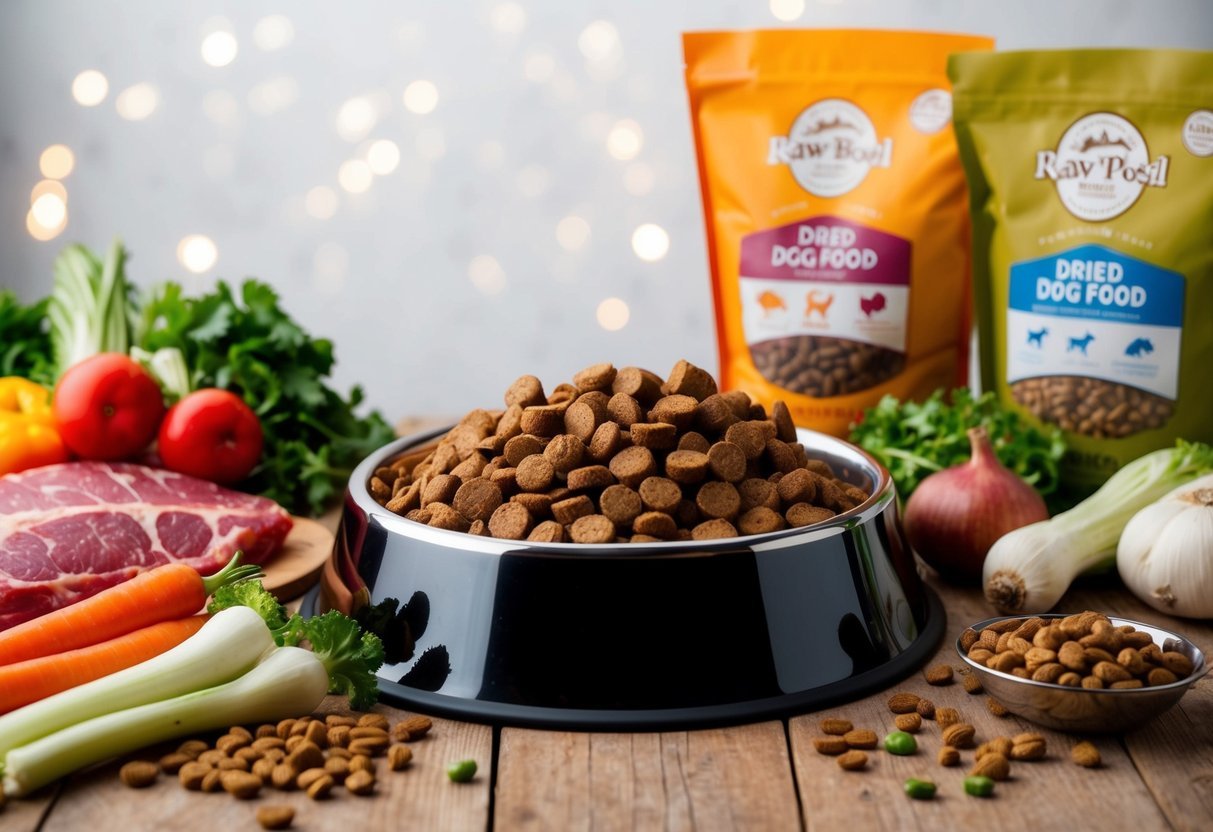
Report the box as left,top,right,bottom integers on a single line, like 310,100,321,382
2,0,1210,419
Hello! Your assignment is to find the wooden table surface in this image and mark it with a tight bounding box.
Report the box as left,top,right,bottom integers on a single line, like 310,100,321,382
5,539,1211,831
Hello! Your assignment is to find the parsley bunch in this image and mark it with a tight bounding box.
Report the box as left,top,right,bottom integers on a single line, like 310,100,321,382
135,280,395,515
0,291,54,384
849,389,1067,510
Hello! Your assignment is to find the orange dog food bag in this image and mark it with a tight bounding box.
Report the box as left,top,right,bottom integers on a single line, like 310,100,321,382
684,30,993,436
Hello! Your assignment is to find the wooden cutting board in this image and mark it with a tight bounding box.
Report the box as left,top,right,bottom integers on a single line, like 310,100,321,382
261,516,334,601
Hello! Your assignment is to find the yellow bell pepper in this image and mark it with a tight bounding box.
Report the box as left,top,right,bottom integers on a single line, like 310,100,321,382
0,377,70,476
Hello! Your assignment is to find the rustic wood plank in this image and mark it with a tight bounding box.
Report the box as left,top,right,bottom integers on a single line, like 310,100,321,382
0,782,58,832
1065,580,1213,832
494,722,801,831
39,700,490,832
788,579,1172,831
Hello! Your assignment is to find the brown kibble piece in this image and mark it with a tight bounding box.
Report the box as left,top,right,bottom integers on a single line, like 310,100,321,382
218,756,249,771
1072,741,1101,768
843,729,878,749
649,395,699,429
924,664,954,686
916,698,936,720
706,441,747,483
935,707,960,728
786,503,834,528
350,755,375,775
696,481,740,520
504,434,545,467
488,501,533,540
638,476,682,513
179,758,212,787
894,713,922,733
600,484,643,525
962,673,984,694
725,421,770,460
285,741,325,774
887,692,921,713
253,757,277,783
427,502,471,533
158,752,192,774
696,395,739,433
119,760,159,789
567,464,616,491
587,420,623,463
527,520,566,543
551,494,596,525
1011,733,1047,761
569,514,617,544
1147,667,1178,686
453,479,503,523
612,366,664,403
738,478,780,512
271,764,297,790
201,769,223,793
775,469,817,505
256,806,295,830
218,733,251,754
820,718,853,735
178,739,209,759
506,375,546,408
960,628,980,652
970,753,1010,781
665,450,710,484
771,400,797,442
628,422,678,450
306,773,335,800
346,768,376,796
837,750,868,771
665,359,718,402
388,744,414,770
522,405,566,438
737,506,785,535
607,393,644,428
544,434,585,474
938,746,960,767
602,445,654,488
941,723,976,749
813,736,849,755
678,431,712,453
221,770,263,799
691,518,738,540
421,474,462,508
516,454,555,492
632,511,678,540
574,362,617,392
394,715,433,739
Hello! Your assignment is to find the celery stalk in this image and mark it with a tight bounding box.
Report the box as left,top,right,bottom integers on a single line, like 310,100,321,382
983,441,1213,613
0,606,274,759
2,647,328,797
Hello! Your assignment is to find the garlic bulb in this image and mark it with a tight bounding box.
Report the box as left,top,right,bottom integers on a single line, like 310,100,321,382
1117,474,1213,619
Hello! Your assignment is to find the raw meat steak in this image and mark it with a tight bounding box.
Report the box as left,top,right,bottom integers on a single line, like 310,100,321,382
0,462,293,631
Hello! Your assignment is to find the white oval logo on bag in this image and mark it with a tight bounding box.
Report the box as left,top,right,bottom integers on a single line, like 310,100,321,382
909,89,952,135
1034,112,1169,221
768,99,892,197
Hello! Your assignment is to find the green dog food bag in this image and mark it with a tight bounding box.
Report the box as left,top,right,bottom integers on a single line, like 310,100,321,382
950,49,1213,494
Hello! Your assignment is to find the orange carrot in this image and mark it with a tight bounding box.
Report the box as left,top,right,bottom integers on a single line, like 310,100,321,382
0,615,208,714
0,553,260,666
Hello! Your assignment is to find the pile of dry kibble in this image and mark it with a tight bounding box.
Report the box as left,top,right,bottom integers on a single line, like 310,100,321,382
811,655,1103,797
117,711,432,829
962,611,1196,688
369,361,871,543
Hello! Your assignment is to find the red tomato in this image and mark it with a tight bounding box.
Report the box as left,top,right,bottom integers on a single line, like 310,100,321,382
158,389,263,484
53,353,166,460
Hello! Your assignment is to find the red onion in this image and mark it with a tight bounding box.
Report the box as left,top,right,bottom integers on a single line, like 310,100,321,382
903,426,1049,583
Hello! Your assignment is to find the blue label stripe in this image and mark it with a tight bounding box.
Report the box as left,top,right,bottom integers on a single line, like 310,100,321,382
1009,244,1184,328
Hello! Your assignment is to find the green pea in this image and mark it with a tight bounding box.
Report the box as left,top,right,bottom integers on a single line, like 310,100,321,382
964,775,996,797
903,778,936,800
884,731,917,756
447,759,478,783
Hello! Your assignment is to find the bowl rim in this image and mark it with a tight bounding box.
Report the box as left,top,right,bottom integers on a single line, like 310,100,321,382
350,424,898,557
955,613,1209,695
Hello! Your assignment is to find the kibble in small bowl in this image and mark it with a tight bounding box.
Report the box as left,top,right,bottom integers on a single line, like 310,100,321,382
956,611,1208,732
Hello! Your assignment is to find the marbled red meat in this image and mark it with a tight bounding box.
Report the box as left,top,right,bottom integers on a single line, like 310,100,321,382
0,462,292,630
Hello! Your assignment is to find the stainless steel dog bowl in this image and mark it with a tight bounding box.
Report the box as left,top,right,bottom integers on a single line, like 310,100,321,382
958,614,1208,733
316,425,944,729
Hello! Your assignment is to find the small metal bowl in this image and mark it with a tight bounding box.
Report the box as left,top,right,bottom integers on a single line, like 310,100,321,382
957,614,1208,733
